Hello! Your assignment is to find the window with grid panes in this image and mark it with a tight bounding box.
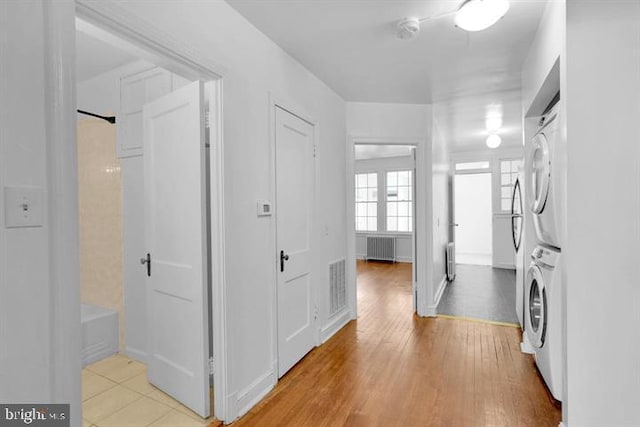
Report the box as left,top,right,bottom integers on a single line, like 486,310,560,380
355,173,378,231
386,170,412,232
500,159,523,211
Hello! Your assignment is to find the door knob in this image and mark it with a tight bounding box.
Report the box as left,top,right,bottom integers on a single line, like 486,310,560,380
280,250,289,272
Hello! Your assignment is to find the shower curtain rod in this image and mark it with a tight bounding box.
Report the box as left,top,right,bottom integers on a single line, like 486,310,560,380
77,109,116,124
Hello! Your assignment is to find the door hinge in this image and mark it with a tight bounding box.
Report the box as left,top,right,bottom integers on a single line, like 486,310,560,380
208,356,214,376
205,111,212,129
313,144,317,158
313,306,318,321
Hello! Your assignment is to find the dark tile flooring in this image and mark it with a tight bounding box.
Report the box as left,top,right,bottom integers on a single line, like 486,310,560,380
437,264,518,324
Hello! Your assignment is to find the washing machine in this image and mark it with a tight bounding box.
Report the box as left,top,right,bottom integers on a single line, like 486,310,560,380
527,104,562,249
525,245,562,401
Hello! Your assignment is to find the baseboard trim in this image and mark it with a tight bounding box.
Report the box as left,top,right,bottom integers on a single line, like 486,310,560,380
356,255,412,263
493,263,516,270
424,275,448,316
320,310,351,344
235,369,276,419
124,346,147,363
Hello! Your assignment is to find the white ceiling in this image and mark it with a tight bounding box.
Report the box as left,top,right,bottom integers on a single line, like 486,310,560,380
76,30,136,82
227,0,546,151
355,144,414,160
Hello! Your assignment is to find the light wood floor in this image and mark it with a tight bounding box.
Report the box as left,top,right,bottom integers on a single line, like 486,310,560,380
231,260,561,426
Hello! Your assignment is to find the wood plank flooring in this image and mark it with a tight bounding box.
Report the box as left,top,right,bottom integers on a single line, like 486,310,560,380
230,260,561,426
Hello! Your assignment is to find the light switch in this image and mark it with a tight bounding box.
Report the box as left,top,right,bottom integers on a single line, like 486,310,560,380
4,186,44,228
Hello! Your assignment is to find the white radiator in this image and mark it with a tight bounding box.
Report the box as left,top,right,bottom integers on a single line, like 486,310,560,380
446,242,456,281
445,242,456,282
366,236,396,262
329,259,346,316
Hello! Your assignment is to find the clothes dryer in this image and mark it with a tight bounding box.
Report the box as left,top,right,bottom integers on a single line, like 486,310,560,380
525,245,562,401
528,105,562,249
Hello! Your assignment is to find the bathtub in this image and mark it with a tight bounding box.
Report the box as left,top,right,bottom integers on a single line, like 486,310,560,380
81,303,119,367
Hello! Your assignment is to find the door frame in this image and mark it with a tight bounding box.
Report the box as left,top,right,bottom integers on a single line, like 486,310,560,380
268,93,320,382
346,136,430,317
50,0,229,422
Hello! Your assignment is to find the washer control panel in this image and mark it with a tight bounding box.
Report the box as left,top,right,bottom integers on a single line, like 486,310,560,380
531,245,560,269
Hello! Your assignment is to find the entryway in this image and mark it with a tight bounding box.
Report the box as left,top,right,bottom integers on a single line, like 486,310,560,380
74,10,225,424
352,143,417,315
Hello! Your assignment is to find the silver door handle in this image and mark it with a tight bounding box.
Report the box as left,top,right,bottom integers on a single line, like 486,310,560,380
448,223,459,227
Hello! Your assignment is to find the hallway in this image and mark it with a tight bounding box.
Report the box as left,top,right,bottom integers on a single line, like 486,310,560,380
232,260,561,426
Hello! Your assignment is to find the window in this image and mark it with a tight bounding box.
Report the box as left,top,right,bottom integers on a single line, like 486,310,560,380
386,170,412,232
500,159,523,211
355,173,377,231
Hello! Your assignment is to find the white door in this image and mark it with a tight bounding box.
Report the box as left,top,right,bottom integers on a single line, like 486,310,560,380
275,106,316,378
143,81,210,417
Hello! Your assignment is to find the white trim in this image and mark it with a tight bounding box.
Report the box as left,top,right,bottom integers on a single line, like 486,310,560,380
124,346,147,363
235,369,277,419
45,2,82,423
320,310,352,344
347,136,429,320
424,275,448,316
68,1,230,422
493,262,516,270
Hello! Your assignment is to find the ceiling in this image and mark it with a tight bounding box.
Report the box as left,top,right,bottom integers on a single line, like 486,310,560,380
227,0,546,151
355,144,414,160
76,30,136,82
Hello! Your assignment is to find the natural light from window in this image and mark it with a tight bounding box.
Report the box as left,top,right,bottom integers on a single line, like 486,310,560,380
355,173,378,231
386,170,412,232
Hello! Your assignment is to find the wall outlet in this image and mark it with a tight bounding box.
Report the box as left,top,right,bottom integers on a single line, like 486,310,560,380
4,186,44,228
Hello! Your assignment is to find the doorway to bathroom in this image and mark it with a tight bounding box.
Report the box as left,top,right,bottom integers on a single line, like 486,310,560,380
74,9,225,425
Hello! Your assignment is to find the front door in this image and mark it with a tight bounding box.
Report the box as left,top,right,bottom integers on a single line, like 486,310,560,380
275,106,316,378
143,81,210,417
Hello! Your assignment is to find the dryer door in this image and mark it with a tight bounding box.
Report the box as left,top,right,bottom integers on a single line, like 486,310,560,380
525,265,547,348
529,133,551,214
511,178,523,252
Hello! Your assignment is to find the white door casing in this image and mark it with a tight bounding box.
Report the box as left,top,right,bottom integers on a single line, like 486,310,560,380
143,80,210,417
275,106,316,378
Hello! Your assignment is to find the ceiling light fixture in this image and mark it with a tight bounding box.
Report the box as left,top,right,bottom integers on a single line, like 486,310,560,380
454,0,510,32
486,134,502,149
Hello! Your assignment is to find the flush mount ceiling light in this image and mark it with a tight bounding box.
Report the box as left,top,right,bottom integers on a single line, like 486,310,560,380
486,134,502,149
455,0,510,32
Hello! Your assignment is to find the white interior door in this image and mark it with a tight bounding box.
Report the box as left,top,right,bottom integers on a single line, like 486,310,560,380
143,80,210,417
275,106,316,378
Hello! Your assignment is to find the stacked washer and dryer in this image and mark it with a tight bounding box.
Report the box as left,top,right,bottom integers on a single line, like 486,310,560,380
524,99,563,402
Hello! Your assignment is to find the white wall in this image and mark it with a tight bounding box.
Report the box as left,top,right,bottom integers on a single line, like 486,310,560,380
0,1,81,424
430,116,451,300
563,2,640,425
355,155,414,262
112,1,348,419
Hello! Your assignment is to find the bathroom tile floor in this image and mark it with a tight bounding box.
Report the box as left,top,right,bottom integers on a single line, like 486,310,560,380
82,354,219,427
